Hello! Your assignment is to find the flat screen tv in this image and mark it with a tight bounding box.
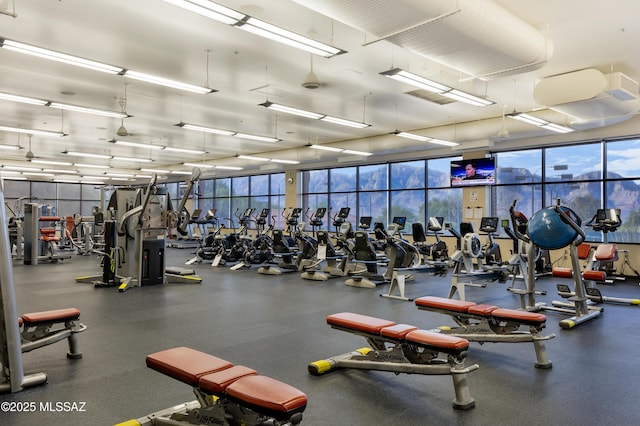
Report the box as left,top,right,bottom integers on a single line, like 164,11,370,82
450,157,496,186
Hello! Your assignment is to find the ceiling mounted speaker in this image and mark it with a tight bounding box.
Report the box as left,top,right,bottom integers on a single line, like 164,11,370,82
302,71,321,89
302,55,321,89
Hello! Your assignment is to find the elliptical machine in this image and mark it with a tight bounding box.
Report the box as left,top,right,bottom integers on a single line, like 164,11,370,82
446,219,506,300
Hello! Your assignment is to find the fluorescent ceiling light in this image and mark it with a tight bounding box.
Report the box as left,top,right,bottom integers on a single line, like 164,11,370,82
0,92,48,106
171,170,193,175
260,102,370,128
380,68,450,92
542,123,574,133
160,1,345,58
0,144,21,150
234,133,280,143
3,165,41,172
392,131,459,146
159,0,244,25
321,115,370,129
106,172,135,177
176,122,235,136
429,138,461,147
80,180,106,184
112,156,153,163
442,89,494,107
0,38,124,74
113,140,164,150
43,169,78,174
176,122,278,142
238,155,270,162
0,125,66,137
164,146,207,155
124,70,215,94
22,172,54,177
135,174,153,179
214,165,243,170
140,168,171,174
507,112,574,133
110,177,131,181
75,163,110,169
1,176,27,180
49,102,128,119
259,101,324,119
0,91,129,118
63,151,111,159
307,144,373,156
380,68,494,107
309,144,343,152
270,158,300,164
0,170,20,175
81,175,107,179
342,149,373,156
393,131,430,142
183,162,215,168
1,37,216,94
54,179,80,183
31,159,73,166
238,17,344,58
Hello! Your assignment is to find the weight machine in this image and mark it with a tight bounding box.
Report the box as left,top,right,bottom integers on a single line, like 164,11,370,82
23,203,71,265
75,171,202,291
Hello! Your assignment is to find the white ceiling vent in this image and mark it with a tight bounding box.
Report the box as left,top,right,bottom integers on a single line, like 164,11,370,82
292,0,552,80
533,69,639,121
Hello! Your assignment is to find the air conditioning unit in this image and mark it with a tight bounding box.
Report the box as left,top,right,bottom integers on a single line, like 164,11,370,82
534,69,639,121
607,72,638,101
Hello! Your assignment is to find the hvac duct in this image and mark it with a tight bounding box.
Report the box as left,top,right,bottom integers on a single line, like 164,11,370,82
533,69,640,122
292,0,552,80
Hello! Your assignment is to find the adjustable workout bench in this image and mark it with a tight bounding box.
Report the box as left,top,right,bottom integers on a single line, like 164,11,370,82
553,243,640,306
19,307,86,358
414,296,554,368
118,347,307,426
309,312,478,410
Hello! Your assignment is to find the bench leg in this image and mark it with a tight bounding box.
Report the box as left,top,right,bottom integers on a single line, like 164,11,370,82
67,332,83,359
451,371,475,410
532,338,552,369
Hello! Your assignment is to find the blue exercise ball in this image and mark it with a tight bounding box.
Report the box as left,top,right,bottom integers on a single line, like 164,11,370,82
527,206,581,250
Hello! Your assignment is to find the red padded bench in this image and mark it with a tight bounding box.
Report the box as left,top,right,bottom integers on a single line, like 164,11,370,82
415,296,547,327
146,347,307,423
21,308,80,326
311,312,478,410
326,312,470,357
19,308,85,358
414,296,554,369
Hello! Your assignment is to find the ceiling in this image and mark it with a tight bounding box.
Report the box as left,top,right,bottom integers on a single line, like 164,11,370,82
0,0,639,184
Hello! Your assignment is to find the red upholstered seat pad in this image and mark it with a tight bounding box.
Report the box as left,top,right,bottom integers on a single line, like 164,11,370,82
22,308,80,324
467,304,498,316
380,324,418,340
327,312,396,334
414,296,476,313
146,347,233,386
595,244,617,261
405,329,469,350
199,365,257,395
490,308,546,325
225,375,307,413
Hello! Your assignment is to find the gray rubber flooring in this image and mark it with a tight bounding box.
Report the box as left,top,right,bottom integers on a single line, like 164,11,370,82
2,248,640,425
